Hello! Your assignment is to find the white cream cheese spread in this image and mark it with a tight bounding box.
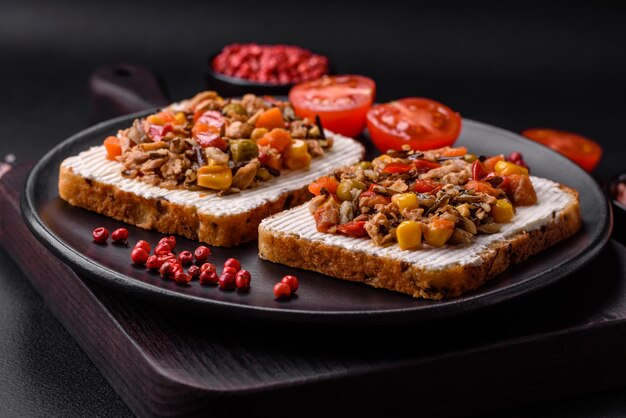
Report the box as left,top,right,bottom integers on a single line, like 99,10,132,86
61,132,364,217
260,177,576,270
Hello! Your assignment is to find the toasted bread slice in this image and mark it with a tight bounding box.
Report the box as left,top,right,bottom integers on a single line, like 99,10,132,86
59,132,364,247
258,177,581,299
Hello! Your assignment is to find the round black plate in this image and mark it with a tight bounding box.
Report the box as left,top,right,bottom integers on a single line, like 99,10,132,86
22,112,612,323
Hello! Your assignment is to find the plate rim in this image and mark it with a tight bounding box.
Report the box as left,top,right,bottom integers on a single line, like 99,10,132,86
21,113,614,323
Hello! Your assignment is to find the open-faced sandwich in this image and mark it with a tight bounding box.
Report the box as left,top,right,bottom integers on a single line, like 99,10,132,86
258,146,582,299
59,91,364,246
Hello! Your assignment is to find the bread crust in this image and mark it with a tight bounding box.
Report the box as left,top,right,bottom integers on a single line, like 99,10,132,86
258,186,581,299
59,165,311,247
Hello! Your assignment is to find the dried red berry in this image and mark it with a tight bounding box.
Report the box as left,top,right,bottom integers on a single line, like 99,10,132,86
131,247,149,265
194,246,211,263
134,240,151,253
160,261,173,278
281,275,299,293
174,270,191,284
199,270,218,285
154,242,172,255
92,227,109,244
178,250,193,265
188,265,200,279
224,258,241,272
273,282,291,299
235,270,251,291
146,255,161,270
200,263,217,273
222,266,238,276
111,228,129,243
218,273,236,290
159,236,176,251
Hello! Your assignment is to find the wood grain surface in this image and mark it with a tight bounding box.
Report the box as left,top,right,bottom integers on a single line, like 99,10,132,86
3,164,626,418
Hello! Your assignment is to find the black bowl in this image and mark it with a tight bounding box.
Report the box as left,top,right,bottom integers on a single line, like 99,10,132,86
607,171,626,243
205,52,330,97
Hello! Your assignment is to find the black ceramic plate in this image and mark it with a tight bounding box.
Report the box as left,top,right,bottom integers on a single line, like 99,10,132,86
22,112,612,323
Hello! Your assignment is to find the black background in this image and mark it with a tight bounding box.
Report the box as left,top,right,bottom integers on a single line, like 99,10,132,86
2,1,626,416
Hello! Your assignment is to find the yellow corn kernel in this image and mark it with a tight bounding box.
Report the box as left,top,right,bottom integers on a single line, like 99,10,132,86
197,165,233,190
423,218,455,247
392,193,419,212
494,160,529,176
373,154,393,164
491,198,514,223
284,153,312,170
283,140,311,170
456,203,470,218
146,114,164,125
251,127,268,141
174,112,187,125
396,221,422,250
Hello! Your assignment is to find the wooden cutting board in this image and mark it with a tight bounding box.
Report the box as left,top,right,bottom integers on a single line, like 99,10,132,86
2,163,626,418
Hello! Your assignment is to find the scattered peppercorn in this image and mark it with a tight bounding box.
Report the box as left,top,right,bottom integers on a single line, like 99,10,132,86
92,227,109,244
160,261,174,278
281,275,299,293
273,282,291,299
146,255,161,270
131,247,149,265
111,228,129,243
200,263,217,273
235,270,251,291
224,258,241,272
159,236,177,251
154,242,172,255
188,265,200,279
222,266,238,276
218,273,236,290
174,270,191,284
194,246,211,263
134,240,151,253
199,270,219,285
178,250,193,265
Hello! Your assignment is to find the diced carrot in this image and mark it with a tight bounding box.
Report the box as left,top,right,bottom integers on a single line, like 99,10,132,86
441,146,467,157
103,136,122,160
257,128,292,152
255,107,285,130
308,176,339,196
483,155,504,172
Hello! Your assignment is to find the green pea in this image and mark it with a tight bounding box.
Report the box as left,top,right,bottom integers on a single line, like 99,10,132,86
222,103,247,117
464,153,478,163
230,139,259,162
354,161,372,170
337,180,366,201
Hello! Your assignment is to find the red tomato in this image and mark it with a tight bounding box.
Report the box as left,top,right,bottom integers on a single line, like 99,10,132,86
367,97,461,152
289,75,376,137
412,179,442,194
521,128,602,172
412,159,442,173
193,110,227,149
337,221,368,237
382,162,412,174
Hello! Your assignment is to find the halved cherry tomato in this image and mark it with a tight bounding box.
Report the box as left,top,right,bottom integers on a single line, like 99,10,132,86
289,75,376,137
256,128,292,152
412,179,442,194
148,124,173,141
367,97,461,152
521,128,602,172
103,136,122,160
382,162,412,174
308,176,339,196
337,221,368,237
193,110,226,149
412,159,442,173
471,160,488,180
483,155,504,172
